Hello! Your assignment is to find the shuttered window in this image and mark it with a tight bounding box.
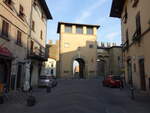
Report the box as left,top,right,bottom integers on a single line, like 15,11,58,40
17,30,22,45
2,20,9,37
136,12,141,36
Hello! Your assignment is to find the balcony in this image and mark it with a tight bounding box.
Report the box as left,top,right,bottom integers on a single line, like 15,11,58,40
28,46,47,61
122,40,129,51
132,29,141,42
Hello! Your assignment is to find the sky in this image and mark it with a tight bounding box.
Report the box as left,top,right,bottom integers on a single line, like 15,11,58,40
45,0,121,45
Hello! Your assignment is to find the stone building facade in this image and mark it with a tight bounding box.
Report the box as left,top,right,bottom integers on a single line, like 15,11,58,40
97,43,123,77
110,0,150,92
57,22,99,79
0,0,52,90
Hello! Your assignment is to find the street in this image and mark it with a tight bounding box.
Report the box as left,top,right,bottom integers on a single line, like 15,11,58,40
0,78,150,113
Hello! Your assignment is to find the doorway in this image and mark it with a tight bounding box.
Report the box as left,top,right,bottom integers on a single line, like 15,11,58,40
139,59,146,91
73,58,85,79
16,64,22,89
127,59,133,85
0,59,11,86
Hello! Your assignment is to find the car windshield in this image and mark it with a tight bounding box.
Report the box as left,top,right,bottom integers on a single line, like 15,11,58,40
112,76,121,80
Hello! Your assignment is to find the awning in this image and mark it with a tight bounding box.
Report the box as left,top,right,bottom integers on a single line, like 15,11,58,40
0,47,12,57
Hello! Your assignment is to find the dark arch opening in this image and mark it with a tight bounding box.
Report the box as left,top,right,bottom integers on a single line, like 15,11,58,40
73,58,85,79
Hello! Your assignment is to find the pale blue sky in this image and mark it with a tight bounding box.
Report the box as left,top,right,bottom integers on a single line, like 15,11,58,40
45,0,121,45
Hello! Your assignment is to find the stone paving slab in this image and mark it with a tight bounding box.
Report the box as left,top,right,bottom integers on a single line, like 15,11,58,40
0,78,150,113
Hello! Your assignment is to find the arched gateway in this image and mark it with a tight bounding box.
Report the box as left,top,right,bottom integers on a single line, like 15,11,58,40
57,22,100,79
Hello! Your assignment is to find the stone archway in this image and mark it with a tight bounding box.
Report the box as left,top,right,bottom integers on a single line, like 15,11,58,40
73,58,85,79
71,55,88,79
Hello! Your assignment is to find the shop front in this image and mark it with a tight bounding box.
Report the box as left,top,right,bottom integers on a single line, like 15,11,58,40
0,47,12,89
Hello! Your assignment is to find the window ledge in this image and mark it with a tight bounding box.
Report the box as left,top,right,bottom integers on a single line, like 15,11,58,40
16,42,23,47
0,34,10,41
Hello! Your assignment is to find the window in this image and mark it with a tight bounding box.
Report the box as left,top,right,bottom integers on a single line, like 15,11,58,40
87,27,93,35
51,64,54,67
65,25,72,33
126,29,129,44
30,41,34,53
76,26,83,34
4,0,12,9
16,30,22,45
136,12,141,36
2,20,9,38
40,30,43,40
32,21,35,31
19,5,25,20
33,0,38,6
42,12,45,19
51,69,54,75
89,44,94,48
131,0,139,7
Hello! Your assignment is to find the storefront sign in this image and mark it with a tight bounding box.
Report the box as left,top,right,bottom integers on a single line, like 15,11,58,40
0,47,12,57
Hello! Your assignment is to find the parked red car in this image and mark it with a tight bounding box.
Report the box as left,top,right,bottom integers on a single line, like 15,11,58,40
102,75,122,88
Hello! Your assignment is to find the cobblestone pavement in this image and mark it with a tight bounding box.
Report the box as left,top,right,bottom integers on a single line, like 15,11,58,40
0,78,150,113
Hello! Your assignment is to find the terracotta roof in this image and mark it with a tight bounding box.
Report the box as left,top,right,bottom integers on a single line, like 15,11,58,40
110,0,125,18
39,0,52,19
57,22,100,33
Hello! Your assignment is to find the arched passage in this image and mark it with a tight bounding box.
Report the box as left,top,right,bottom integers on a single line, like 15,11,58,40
73,58,85,79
